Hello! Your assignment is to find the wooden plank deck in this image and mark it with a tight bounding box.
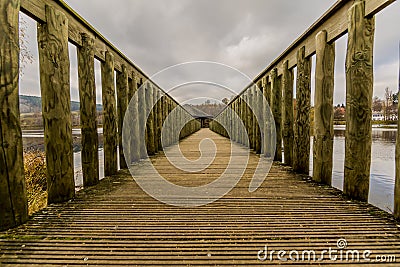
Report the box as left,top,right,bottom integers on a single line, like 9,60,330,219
1,128,400,266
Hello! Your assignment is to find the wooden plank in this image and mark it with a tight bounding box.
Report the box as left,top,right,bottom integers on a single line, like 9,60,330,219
116,65,129,169
101,52,118,176
344,0,374,202
282,61,294,167
0,0,28,231
37,4,75,204
2,129,400,265
293,47,311,175
77,33,99,187
271,69,282,162
313,30,335,185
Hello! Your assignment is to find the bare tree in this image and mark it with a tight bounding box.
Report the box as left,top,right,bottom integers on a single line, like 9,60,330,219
19,15,33,78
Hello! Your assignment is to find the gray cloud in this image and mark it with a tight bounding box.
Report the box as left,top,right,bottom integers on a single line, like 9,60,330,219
19,0,400,105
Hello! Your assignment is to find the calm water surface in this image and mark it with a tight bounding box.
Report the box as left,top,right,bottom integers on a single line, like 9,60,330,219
309,125,396,213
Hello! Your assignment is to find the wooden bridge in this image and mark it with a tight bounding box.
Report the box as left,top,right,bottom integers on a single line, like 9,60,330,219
1,0,400,265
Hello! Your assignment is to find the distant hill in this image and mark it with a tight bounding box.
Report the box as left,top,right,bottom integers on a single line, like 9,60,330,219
19,95,102,113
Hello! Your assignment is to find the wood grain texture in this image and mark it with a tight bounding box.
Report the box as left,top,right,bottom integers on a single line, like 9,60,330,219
313,30,335,185
245,93,252,149
344,0,374,202
271,69,282,162
37,5,75,204
293,46,312,175
262,76,270,157
77,33,99,187
116,65,129,169
128,75,140,163
152,87,159,152
255,82,263,154
101,52,118,176
138,81,147,159
282,61,294,167
3,129,400,265
0,0,28,231
157,90,163,151
145,83,155,156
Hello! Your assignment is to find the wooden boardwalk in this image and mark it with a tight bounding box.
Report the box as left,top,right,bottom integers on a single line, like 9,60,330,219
1,129,400,266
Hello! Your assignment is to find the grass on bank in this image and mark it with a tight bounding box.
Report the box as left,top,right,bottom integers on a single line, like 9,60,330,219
24,150,47,215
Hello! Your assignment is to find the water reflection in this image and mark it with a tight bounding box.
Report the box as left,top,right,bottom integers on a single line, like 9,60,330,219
22,128,105,189
313,126,397,213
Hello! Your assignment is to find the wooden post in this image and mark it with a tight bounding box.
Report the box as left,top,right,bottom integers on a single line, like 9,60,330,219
77,33,99,186
38,5,75,204
138,80,147,158
153,87,159,153
146,83,155,155
161,95,168,147
344,0,374,201
0,0,28,230
282,61,294,166
293,46,312,174
255,81,263,154
128,74,140,163
313,30,335,185
116,65,129,169
101,52,118,175
263,75,272,157
271,69,282,161
157,91,163,151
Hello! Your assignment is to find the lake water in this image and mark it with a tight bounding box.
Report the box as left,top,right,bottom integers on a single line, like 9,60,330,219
325,126,396,213
22,126,397,213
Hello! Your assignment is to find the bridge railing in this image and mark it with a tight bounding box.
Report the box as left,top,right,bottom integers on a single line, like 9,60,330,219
211,0,399,215
0,0,200,230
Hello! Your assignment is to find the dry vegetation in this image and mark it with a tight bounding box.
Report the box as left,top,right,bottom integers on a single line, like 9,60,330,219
24,150,47,215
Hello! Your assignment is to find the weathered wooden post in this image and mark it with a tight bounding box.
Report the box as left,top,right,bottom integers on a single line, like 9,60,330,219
271,69,282,161
282,61,294,166
38,5,75,203
78,33,99,186
344,0,374,201
248,89,254,149
251,86,258,151
101,52,118,175
161,95,168,146
313,30,335,185
152,86,158,152
146,83,156,155
157,90,163,151
256,81,263,154
128,74,140,163
0,0,28,230
263,75,272,157
293,46,312,174
138,80,147,158
116,65,129,169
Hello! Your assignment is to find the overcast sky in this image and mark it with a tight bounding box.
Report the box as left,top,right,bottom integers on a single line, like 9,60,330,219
20,0,399,105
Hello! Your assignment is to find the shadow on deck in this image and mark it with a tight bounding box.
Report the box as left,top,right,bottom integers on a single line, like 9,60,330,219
1,129,400,265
